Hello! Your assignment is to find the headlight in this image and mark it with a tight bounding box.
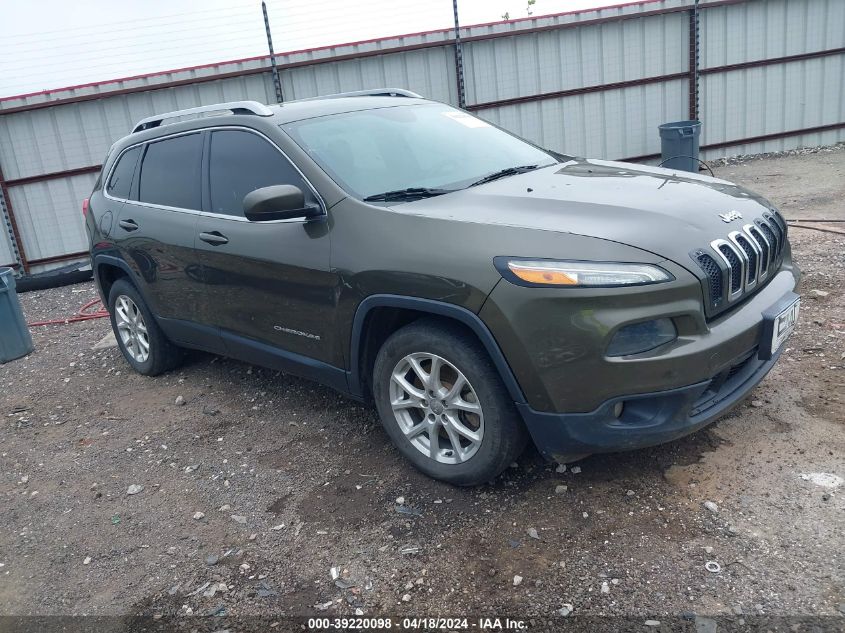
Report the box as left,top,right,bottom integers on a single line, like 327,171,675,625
496,258,674,287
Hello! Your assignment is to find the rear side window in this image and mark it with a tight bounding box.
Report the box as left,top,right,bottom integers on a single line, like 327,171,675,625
106,146,141,200
209,130,306,217
138,133,203,210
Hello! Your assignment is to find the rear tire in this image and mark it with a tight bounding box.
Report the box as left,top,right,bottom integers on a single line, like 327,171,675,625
372,318,527,485
108,278,181,376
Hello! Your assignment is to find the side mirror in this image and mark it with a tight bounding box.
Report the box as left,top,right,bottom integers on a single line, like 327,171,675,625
243,185,323,221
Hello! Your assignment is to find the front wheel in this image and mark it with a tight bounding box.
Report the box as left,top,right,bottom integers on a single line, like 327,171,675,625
372,318,527,485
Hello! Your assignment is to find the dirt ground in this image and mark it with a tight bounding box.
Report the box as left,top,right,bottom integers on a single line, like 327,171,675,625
1,146,843,629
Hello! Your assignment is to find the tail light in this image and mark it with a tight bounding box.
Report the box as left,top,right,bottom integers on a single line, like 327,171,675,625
82,198,89,217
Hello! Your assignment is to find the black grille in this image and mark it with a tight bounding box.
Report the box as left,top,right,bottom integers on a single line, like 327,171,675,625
718,244,742,293
769,210,788,236
749,226,770,272
726,353,754,380
696,253,723,304
693,347,760,414
695,213,788,317
758,222,778,265
768,216,784,246
734,235,757,283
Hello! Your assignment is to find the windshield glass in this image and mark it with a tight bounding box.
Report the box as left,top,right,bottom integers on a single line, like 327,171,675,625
282,104,556,200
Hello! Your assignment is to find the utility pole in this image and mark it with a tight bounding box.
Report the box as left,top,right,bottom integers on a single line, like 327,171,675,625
262,1,284,103
452,0,466,109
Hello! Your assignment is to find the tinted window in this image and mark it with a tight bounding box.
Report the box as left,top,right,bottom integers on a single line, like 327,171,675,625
106,146,141,199
138,133,202,210
209,130,305,216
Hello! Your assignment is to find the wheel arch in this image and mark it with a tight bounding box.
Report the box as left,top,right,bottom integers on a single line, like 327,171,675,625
348,294,526,405
92,255,140,304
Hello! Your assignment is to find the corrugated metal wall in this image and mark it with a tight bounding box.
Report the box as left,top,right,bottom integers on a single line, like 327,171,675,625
8,176,97,265
283,46,458,104
0,0,843,275
478,80,689,160
700,0,845,158
464,9,690,158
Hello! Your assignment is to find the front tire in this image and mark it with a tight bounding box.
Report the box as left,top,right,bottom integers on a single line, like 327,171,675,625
108,278,181,376
372,318,527,485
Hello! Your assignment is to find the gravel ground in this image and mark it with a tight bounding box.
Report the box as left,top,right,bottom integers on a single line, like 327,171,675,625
1,147,843,629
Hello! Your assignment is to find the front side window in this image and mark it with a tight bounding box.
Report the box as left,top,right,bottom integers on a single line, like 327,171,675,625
283,104,556,200
138,133,203,210
209,129,305,217
106,145,141,200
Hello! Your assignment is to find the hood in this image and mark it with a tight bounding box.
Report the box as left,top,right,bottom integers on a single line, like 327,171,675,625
402,158,777,267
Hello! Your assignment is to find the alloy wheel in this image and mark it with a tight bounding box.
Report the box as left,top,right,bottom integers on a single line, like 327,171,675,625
389,352,484,464
114,295,150,363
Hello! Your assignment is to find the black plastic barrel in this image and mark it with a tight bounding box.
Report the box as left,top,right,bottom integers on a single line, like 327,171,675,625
0,267,34,363
658,120,701,173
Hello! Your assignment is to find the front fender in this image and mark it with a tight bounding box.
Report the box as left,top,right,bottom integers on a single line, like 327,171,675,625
346,293,526,404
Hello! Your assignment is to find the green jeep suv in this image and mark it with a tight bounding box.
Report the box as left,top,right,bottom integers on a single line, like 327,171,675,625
85,90,800,485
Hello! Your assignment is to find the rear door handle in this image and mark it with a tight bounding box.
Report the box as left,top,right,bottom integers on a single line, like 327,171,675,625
199,231,229,246
118,219,139,232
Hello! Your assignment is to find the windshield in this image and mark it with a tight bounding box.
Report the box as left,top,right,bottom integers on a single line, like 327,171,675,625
282,103,557,200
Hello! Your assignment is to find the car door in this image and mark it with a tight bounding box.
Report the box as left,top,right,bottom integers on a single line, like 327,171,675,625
195,127,336,366
113,131,220,351
100,143,141,242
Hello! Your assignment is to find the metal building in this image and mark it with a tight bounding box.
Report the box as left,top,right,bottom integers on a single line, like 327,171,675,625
0,0,843,276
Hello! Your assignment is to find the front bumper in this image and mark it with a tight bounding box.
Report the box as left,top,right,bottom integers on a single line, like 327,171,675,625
518,344,781,458
480,263,799,413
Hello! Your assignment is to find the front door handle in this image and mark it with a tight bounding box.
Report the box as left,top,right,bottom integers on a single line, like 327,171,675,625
199,231,229,246
118,219,139,232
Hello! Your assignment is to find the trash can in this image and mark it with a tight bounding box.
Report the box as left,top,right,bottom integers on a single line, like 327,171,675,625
0,267,34,363
658,120,702,173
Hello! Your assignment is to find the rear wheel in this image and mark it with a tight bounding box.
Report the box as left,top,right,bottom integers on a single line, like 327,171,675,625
372,318,527,485
108,278,181,376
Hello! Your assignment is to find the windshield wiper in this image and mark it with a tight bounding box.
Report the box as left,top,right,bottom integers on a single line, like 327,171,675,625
363,187,454,202
468,164,539,187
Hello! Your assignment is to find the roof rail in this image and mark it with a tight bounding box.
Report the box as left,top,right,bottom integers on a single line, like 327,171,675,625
132,100,273,133
295,88,423,102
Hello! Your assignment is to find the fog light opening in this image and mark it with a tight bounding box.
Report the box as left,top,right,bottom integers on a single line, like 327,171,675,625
606,318,678,357
613,402,625,419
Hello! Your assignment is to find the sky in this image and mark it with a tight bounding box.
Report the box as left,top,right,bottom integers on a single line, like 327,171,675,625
0,0,621,98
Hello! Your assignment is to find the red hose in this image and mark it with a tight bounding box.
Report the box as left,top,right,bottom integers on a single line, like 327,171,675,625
28,298,110,327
